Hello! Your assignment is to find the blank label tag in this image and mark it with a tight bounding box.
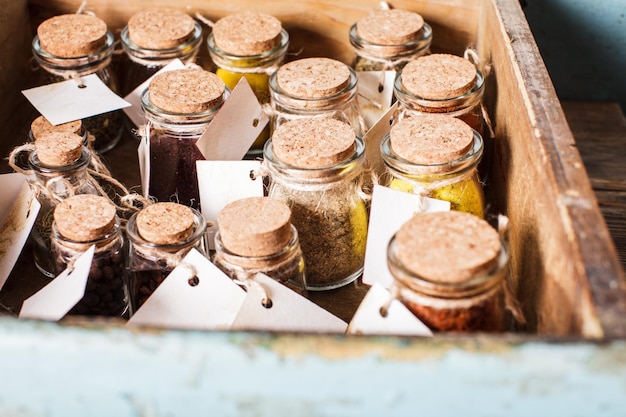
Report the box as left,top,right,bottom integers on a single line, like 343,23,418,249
363,101,397,177
357,70,396,133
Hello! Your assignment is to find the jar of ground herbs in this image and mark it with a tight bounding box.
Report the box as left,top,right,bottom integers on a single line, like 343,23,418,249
32,14,123,154
269,57,363,136
349,9,432,72
126,202,208,312
387,211,508,332
263,117,368,290
51,194,129,318
213,197,307,294
381,114,485,217
120,8,203,96
141,68,227,210
208,12,289,154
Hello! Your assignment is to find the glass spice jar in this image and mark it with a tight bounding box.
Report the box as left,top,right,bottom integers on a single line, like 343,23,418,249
381,114,485,217
264,117,368,290
213,197,307,294
349,9,432,72
269,57,363,136
387,211,509,332
126,202,208,312
24,132,100,278
141,68,227,210
32,14,123,154
51,194,129,318
208,12,289,154
120,8,203,96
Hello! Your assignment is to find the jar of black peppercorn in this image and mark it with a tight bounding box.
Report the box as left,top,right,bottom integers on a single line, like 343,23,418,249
32,14,123,154
51,194,129,318
387,211,508,332
269,57,363,136
208,12,289,154
120,8,203,96
263,117,368,290
126,202,208,312
141,68,227,210
213,197,307,294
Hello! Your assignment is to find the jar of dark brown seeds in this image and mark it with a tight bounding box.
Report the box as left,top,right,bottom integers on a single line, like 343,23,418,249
213,197,307,294
51,194,129,318
32,14,123,154
263,117,368,290
387,211,508,332
126,202,207,312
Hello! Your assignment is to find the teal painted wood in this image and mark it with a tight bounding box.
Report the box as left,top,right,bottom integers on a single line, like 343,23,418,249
0,317,625,417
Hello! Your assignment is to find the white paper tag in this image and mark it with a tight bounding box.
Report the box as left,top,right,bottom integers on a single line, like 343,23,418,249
362,185,450,288
19,245,94,321
197,160,264,249
123,59,187,128
127,249,246,330
347,283,433,336
138,127,150,198
357,70,396,133
232,273,348,333
196,77,269,161
21,74,131,126
363,101,397,177
0,174,40,291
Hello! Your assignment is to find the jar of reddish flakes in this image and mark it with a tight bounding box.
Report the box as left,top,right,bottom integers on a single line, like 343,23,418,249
387,211,509,332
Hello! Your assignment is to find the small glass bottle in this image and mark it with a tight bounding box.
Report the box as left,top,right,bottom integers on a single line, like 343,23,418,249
51,194,129,318
208,12,289,154
349,9,432,72
269,57,363,136
32,14,123,154
141,68,227,210
213,197,307,294
387,211,508,332
381,114,485,217
120,8,203,96
25,132,99,278
126,202,208,312
264,117,368,290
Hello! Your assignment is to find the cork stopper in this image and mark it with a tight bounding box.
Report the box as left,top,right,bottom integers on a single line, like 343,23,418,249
395,211,501,283
401,54,477,99
127,9,196,49
356,9,424,45
272,118,356,169
390,114,474,165
217,197,292,257
37,14,108,58
31,116,82,141
148,68,225,114
136,202,195,245
276,57,351,99
54,195,117,242
34,132,84,166
213,12,282,56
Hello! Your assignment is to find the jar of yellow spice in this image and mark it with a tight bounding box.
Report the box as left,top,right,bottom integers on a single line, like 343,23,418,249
208,12,289,154
381,114,485,217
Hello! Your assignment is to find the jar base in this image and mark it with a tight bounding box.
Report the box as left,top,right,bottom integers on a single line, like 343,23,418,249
305,267,362,291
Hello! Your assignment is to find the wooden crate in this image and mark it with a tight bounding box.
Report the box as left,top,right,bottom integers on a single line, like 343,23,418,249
1,0,625,414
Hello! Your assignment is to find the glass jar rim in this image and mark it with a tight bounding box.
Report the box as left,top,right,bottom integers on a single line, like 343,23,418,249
120,22,204,63
349,22,432,61
214,224,300,265
207,28,289,70
140,88,228,127
52,216,122,252
28,147,91,174
32,31,115,72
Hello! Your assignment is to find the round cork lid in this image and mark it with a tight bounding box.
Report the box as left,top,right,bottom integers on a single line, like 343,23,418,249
395,211,501,283
390,114,474,164
34,132,83,166
31,116,82,140
276,57,351,99
37,14,107,58
401,54,477,99
148,69,225,114
272,118,356,169
136,202,195,245
128,9,196,49
356,9,424,45
213,12,282,56
54,195,117,242
217,197,292,257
